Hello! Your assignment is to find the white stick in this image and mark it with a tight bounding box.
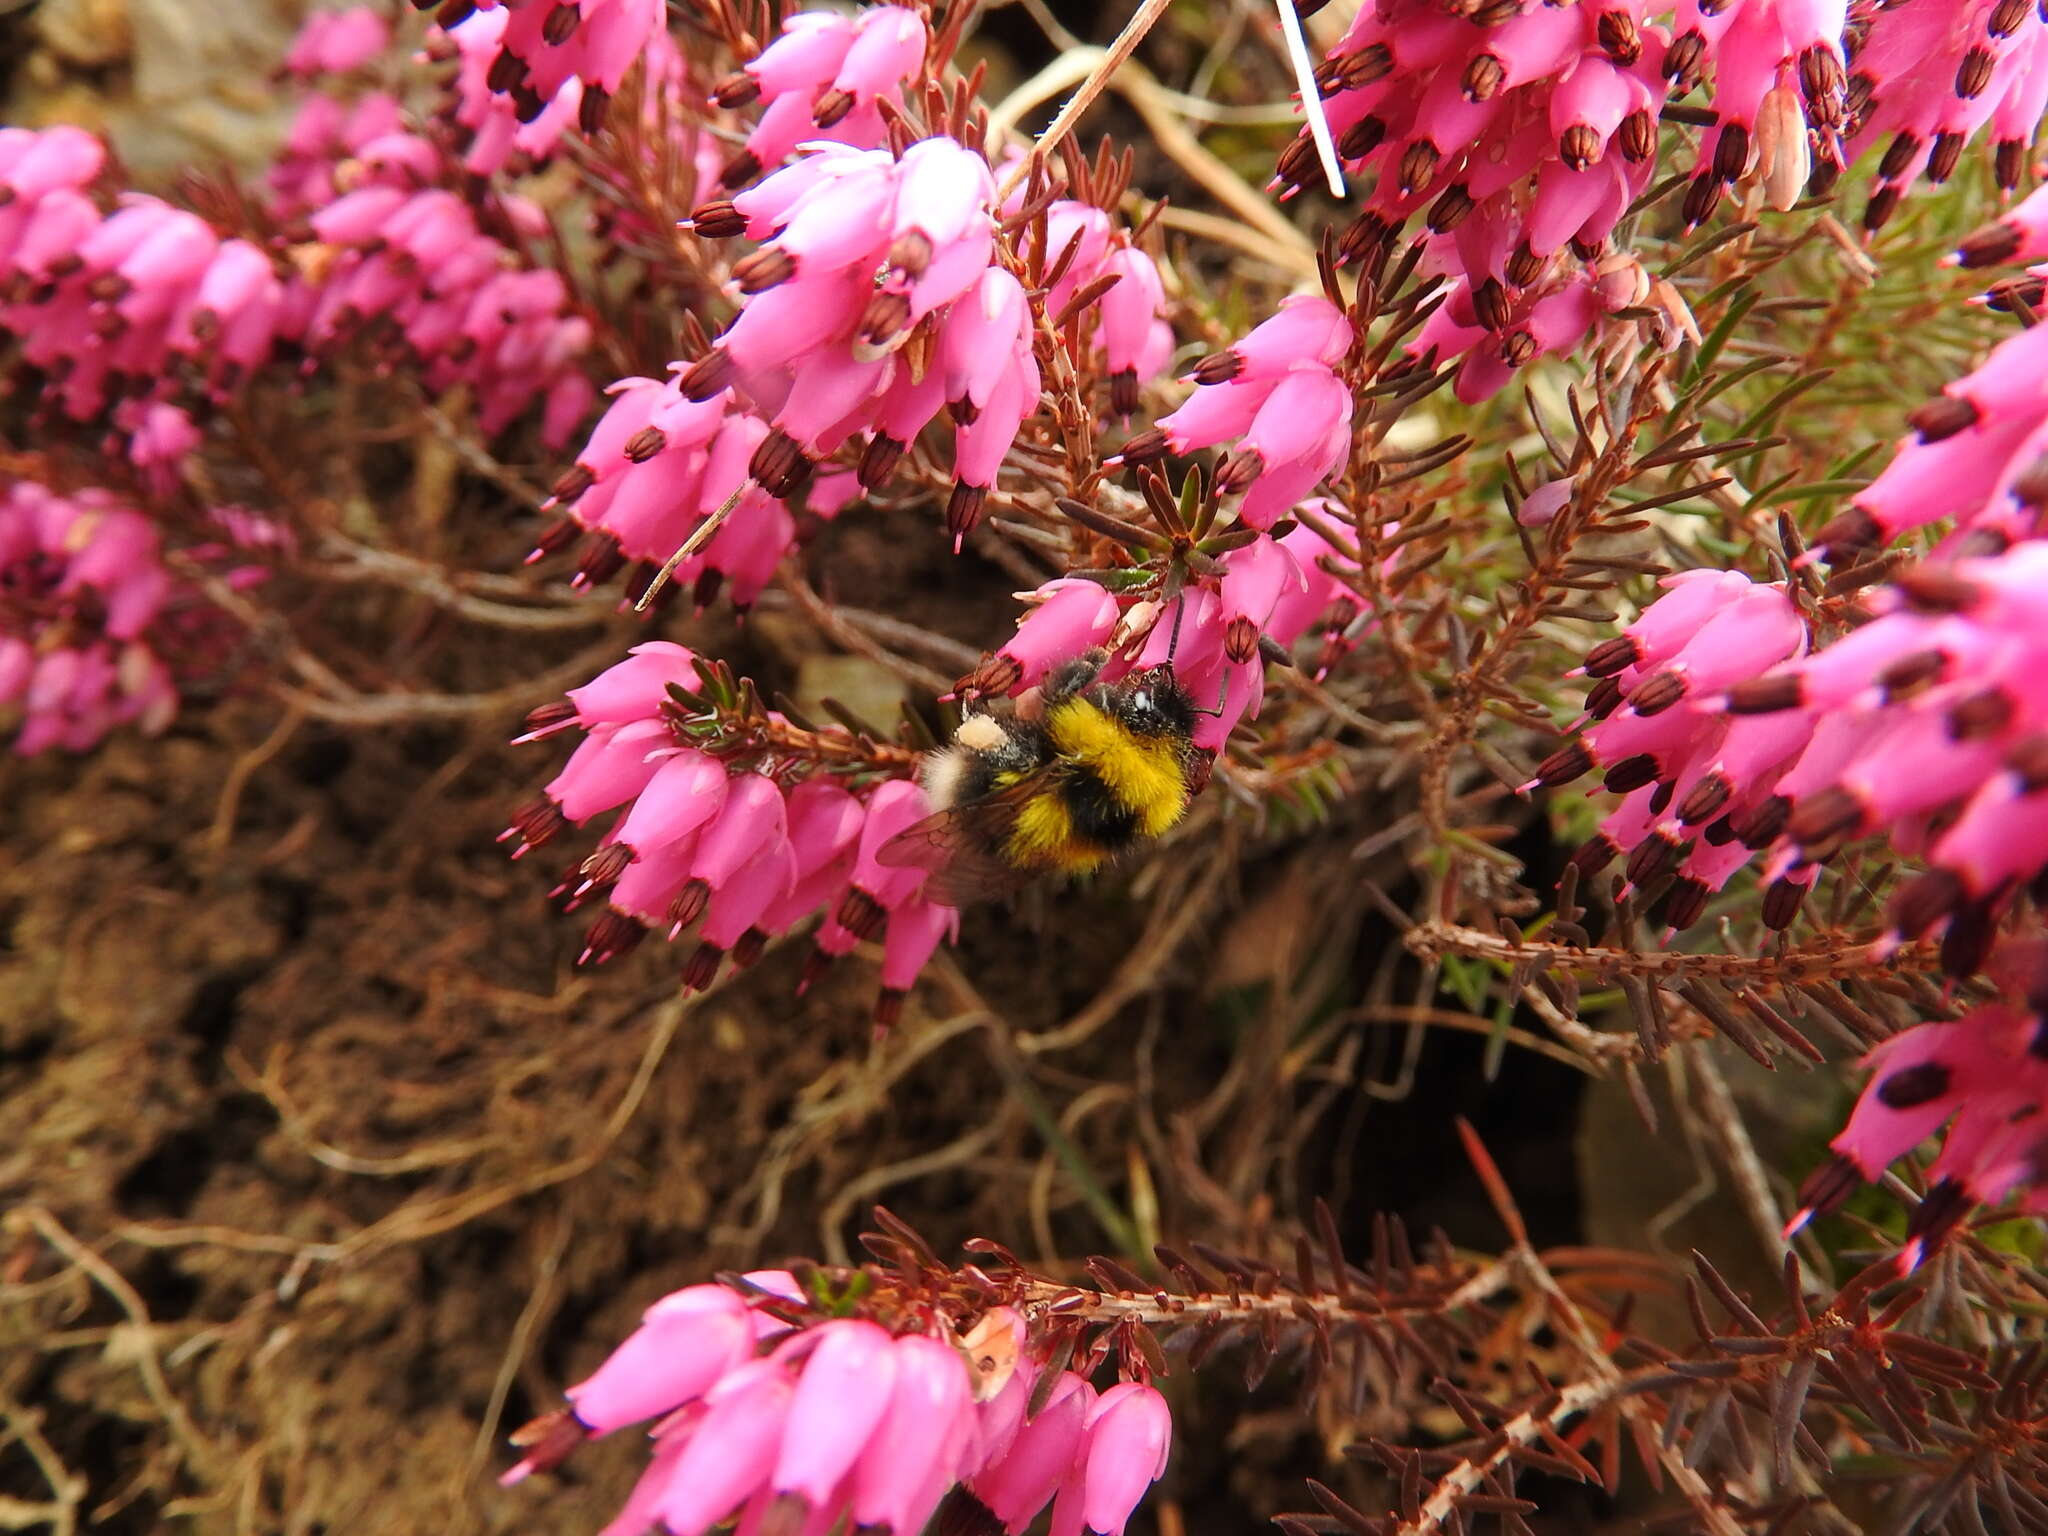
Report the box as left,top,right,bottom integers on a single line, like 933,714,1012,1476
634,480,750,612
1274,0,1346,199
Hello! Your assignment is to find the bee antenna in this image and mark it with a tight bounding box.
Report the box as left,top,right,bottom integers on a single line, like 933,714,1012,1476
1164,594,1187,667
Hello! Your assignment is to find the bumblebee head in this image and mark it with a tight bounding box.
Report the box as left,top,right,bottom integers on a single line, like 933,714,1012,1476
1115,665,1200,739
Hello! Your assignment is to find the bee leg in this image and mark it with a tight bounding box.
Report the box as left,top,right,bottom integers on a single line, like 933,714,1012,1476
1042,647,1110,704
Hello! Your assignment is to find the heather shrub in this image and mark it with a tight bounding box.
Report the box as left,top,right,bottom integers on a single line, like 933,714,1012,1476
10,3,2048,1534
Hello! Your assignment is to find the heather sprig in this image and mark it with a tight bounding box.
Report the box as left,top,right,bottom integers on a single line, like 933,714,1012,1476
0,479,179,755
503,1267,1169,1536
507,641,955,1020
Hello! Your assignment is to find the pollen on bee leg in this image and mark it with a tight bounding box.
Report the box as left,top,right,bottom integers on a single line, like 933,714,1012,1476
918,743,972,813
955,716,1008,751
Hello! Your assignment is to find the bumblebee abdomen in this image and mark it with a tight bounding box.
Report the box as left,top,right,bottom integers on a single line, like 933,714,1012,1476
1060,767,1140,848
1046,697,1188,838
1007,788,1109,874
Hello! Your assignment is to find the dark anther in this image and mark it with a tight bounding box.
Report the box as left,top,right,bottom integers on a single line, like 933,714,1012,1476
1907,394,1980,442
623,426,667,463
1784,784,1864,847
1947,688,2015,742
1812,505,1881,559
1337,116,1389,165
1560,125,1603,172
711,71,760,109
1729,793,1791,849
1724,674,1803,714
1582,635,1642,679
1531,741,1595,789
1677,771,1732,826
1761,876,1808,931
550,463,595,504
1602,753,1661,794
688,200,746,238
1596,11,1641,63
1955,219,2024,269
750,430,814,498
1885,867,1965,939
1625,669,1687,716
1926,131,1966,183
1876,1061,1953,1110
1956,46,1997,100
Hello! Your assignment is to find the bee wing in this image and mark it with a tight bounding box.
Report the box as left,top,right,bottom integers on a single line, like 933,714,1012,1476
876,774,1048,907
922,844,1034,908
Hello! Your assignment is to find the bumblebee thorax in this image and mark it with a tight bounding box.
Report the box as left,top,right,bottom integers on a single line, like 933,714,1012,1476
1106,668,1198,741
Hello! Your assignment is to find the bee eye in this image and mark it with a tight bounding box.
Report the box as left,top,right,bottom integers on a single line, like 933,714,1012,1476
1133,691,1152,711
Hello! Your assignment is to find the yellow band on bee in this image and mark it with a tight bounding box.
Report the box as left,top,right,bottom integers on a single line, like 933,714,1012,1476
1046,699,1186,838
1007,792,1106,873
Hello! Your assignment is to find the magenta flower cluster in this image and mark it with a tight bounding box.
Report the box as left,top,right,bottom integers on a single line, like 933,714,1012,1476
531,376,860,608
1286,0,1688,400
1117,296,1353,527
505,1280,1171,1536
984,516,1363,753
1526,570,1813,933
1791,998,2048,1269
0,481,179,756
522,131,1168,606
1,92,596,450
1537,548,2048,1263
406,0,669,132
506,642,955,1016
1815,273,2048,561
1848,0,2048,213
420,0,923,188
1742,542,2048,973
713,6,929,189
1,126,272,424
1535,219,2048,954
679,140,1097,536
1288,0,2048,402
267,88,597,445
1539,295,2048,1256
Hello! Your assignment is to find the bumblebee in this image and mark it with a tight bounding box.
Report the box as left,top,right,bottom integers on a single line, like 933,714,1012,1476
879,650,1213,905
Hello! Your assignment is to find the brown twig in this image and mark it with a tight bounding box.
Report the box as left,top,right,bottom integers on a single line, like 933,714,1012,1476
1407,920,1933,984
